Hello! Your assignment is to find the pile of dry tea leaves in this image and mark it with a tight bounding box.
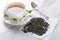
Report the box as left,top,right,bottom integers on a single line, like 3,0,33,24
22,18,49,36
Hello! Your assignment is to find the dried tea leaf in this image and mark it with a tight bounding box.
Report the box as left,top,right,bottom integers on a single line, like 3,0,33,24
23,18,49,36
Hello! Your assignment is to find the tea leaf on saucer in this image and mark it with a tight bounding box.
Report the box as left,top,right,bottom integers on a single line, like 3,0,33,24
12,18,17,21
4,13,9,17
26,10,32,13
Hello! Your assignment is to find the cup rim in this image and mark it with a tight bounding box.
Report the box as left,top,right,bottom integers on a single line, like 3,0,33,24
6,2,25,10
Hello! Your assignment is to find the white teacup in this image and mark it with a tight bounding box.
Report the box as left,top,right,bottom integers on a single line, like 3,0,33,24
3,2,30,25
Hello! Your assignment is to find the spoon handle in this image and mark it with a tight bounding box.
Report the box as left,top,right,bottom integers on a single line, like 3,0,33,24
35,9,49,20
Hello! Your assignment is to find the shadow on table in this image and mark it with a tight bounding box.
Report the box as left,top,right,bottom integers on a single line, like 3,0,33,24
3,21,24,32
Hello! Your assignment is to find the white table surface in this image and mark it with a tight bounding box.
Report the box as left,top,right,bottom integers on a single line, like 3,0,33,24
0,0,60,40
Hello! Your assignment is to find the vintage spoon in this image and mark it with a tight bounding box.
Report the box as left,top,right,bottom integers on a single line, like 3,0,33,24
31,2,49,20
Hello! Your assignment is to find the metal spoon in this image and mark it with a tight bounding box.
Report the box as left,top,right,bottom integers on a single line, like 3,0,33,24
31,2,49,20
